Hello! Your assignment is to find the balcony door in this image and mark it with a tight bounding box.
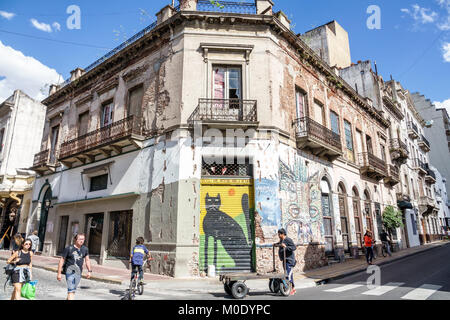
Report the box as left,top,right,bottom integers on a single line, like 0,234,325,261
101,102,114,127
49,124,59,163
127,84,144,118
330,111,340,135
213,66,242,101
366,135,373,154
313,101,325,126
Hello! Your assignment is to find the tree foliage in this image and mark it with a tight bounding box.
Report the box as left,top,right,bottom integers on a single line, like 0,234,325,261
382,205,403,233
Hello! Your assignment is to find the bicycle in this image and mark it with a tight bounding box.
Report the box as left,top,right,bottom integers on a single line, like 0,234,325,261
126,259,150,300
381,241,392,257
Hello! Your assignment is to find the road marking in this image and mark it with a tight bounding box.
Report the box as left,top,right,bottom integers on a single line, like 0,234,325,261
325,284,364,292
401,284,442,300
362,282,404,296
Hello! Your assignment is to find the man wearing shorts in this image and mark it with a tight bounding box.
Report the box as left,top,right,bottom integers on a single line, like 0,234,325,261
57,233,92,300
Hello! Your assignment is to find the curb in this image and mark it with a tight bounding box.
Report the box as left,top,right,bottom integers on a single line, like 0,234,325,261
314,242,449,284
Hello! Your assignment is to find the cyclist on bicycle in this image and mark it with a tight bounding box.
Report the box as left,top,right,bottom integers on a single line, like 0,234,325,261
129,237,152,284
379,229,392,257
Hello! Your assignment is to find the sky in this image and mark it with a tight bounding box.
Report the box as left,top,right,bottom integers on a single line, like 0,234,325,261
0,0,449,112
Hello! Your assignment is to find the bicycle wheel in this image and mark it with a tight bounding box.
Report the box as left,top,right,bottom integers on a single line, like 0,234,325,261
138,282,144,295
129,278,137,300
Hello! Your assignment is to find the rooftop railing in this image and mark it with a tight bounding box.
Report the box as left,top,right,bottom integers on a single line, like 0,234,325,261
197,0,257,14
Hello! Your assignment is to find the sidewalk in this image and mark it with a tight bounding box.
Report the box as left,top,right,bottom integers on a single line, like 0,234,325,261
1,240,448,290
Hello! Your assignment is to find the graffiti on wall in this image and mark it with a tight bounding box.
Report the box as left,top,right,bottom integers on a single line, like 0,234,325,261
254,178,281,242
279,159,324,244
200,181,254,272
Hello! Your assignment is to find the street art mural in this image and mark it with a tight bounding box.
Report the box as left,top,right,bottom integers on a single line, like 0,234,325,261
279,159,324,244
254,178,281,243
200,179,254,272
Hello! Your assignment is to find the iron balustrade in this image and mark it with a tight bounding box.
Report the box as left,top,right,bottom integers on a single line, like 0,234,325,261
293,117,342,151
389,164,400,181
358,152,387,173
59,116,143,160
413,158,427,171
419,196,435,207
419,134,431,148
33,149,49,167
196,0,257,14
407,121,419,135
189,98,257,122
425,165,436,181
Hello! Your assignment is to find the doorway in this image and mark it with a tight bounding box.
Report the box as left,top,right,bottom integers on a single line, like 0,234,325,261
57,216,69,254
84,213,104,256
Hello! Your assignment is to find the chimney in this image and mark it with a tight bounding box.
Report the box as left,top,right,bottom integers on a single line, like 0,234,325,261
179,0,197,11
49,84,59,95
70,67,85,82
274,10,291,29
256,0,274,15
156,4,177,25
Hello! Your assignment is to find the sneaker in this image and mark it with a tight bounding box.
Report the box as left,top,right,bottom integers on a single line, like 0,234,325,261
290,288,296,296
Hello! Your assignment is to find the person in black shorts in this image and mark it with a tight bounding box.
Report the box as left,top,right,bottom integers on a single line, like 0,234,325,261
6,238,33,300
57,233,92,300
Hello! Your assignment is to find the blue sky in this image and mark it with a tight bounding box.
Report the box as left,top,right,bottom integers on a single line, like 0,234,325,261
0,0,449,109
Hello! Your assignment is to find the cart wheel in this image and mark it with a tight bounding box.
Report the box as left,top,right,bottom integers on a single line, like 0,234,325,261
231,282,248,299
279,279,291,297
224,281,235,296
269,279,280,293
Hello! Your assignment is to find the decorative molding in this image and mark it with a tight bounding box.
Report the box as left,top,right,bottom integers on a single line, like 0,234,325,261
123,64,149,82
95,76,119,96
200,43,254,64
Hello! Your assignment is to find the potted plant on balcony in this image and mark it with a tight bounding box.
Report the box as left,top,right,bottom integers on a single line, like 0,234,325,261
382,205,404,252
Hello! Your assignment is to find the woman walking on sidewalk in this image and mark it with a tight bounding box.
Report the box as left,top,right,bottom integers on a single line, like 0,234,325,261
6,238,33,300
364,230,375,265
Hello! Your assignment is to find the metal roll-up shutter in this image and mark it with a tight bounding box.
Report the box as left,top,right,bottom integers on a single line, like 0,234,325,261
200,178,254,274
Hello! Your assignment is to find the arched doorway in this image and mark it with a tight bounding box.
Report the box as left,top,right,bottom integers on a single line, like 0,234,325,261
364,190,374,239
352,187,363,249
338,183,351,254
38,187,52,251
321,178,334,256
0,200,19,249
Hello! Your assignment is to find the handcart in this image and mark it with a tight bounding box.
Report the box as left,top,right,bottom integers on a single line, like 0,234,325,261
219,244,292,299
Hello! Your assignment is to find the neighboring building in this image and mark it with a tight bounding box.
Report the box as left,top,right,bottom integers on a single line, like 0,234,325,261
25,0,437,278
432,166,450,237
412,93,450,195
0,90,46,249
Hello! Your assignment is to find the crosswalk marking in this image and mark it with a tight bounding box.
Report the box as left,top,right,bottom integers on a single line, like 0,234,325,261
401,284,442,300
362,283,404,296
325,284,364,293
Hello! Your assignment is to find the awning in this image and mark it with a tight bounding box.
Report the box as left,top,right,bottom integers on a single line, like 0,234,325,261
397,201,413,209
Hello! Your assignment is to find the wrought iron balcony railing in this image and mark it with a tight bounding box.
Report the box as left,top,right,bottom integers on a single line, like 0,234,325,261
59,115,143,160
358,152,387,179
293,117,342,152
196,0,257,14
413,158,427,174
418,134,431,151
389,164,400,180
407,121,419,138
425,164,436,183
188,98,258,123
33,149,49,167
389,138,409,162
390,139,408,153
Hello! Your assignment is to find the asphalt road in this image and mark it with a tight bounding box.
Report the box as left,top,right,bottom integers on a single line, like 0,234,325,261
1,243,449,300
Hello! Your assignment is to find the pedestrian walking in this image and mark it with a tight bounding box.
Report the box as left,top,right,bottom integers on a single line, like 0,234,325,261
10,233,24,255
276,228,297,296
57,233,92,300
27,230,40,254
380,229,392,257
6,238,33,300
129,237,152,285
364,230,375,265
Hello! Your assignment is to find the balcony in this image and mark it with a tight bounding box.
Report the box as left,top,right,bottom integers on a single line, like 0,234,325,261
413,158,427,175
383,96,404,120
293,117,343,162
58,115,144,168
407,122,419,139
418,134,431,152
425,165,436,184
389,139,409,163
30,149,59,175
384,164,400,187
419,196,438,215
358,152,388,181
188,99,258,127
196,0,257,14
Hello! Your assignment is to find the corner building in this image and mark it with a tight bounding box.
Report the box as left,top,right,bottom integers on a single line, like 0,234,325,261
29,0,410,277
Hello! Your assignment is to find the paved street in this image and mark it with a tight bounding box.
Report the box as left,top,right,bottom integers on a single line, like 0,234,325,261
1,243,449,300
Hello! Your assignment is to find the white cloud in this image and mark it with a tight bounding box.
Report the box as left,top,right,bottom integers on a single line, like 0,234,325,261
443,42,450,62
0,10,15,20
30,18,52,33
0,41,62,102
52,22,61,32
433,99,450,115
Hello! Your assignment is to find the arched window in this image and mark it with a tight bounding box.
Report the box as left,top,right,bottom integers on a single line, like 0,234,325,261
364,190,374,238
352,187,363,248
338,182,351,253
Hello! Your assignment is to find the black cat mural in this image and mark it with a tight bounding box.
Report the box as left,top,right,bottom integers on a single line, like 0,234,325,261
203,193,252,271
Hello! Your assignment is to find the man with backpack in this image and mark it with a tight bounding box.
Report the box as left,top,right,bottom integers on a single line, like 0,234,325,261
56,233,92,300
277,228,297,296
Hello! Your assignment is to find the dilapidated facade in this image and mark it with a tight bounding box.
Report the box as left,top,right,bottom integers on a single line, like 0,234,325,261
27,0,434,278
